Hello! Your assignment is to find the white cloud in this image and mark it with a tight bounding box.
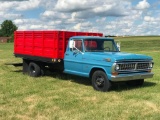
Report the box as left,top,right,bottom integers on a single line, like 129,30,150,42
14,19,26,25
41,11,68,20
0,1,16,11
55,0,130,18
0,0,28,1
144,16,155,22
136,0,150,10
0,0,160,35
105,25,113,29
73,23,82,31
15,0,40,11
0,0,40,12
30,24,44,29
55,0,92,12
93,4,114,13
73,21,93,31
0,11,22,21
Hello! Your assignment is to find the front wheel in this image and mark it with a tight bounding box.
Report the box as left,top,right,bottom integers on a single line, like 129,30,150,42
92,70,111,92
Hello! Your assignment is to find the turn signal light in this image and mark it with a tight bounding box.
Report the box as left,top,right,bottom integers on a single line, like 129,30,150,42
112,72,118,76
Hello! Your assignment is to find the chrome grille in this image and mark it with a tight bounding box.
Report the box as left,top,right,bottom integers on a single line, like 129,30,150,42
137,63,149,69
119,63,135,70
117,62,151,71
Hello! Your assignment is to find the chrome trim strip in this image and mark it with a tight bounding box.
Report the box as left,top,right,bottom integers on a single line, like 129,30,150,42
111,73,154,82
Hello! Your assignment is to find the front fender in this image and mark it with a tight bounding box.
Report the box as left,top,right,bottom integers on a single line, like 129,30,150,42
89,65,112,80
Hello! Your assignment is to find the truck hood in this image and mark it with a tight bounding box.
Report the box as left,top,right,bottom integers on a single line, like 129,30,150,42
87,52,152,62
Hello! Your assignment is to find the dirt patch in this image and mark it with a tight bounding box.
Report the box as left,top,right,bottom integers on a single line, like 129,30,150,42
145,101,159,112
24,95,40,103
16,114,31,120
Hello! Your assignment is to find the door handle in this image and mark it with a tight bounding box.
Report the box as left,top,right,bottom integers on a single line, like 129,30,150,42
65,53,69,56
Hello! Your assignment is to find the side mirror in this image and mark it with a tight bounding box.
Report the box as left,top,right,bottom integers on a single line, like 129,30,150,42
116,42,121,51
69,40,75,49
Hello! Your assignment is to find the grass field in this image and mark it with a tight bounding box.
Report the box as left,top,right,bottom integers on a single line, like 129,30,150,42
0,36,160,120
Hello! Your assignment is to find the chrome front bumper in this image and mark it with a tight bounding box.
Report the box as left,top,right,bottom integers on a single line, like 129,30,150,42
111,73,154,82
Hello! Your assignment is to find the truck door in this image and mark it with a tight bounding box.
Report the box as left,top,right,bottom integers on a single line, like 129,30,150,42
64,39,84,75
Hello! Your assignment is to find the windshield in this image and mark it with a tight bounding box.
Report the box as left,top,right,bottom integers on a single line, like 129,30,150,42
84,39,118,52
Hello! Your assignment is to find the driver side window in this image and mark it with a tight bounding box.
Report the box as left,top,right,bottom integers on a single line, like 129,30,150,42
70,40,83,52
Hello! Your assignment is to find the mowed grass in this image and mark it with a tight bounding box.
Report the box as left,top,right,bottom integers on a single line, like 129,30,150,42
0,36,160,120
115,36,160,52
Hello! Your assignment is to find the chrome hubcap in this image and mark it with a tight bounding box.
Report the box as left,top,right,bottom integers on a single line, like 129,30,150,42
96,76,104,87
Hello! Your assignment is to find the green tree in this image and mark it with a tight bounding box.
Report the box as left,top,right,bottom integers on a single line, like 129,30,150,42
0,20,18,37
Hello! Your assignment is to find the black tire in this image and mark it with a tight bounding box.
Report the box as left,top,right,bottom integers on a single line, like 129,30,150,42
92,70,111,92
40,65,45,76
23,59,29,74
28,62,41,77
126,79,144,86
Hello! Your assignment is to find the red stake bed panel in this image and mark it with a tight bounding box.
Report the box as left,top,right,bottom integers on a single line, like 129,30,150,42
14,30,103,59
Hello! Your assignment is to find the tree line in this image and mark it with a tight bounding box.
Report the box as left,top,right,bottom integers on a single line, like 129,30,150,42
0,20,18,42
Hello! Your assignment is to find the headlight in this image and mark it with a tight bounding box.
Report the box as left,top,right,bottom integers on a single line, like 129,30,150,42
115,64,120,70
149,62,153,68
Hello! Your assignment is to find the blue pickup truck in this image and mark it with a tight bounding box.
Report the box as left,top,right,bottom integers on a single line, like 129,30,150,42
14,31,154,92
64,36,154,91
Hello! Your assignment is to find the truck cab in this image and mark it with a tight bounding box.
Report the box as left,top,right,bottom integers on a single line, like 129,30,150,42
64,36,154,91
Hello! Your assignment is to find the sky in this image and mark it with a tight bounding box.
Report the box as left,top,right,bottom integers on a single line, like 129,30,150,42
0,0,160,36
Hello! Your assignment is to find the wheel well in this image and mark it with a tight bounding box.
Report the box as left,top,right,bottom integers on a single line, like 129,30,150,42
89,68,106,79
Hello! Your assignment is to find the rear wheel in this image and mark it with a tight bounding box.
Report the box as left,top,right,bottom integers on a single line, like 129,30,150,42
126,79,144,86
28,62,41,77
92,70,111,92
23,59,29,74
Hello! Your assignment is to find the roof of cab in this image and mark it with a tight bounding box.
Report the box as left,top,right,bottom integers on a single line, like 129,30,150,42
70,36,114,40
